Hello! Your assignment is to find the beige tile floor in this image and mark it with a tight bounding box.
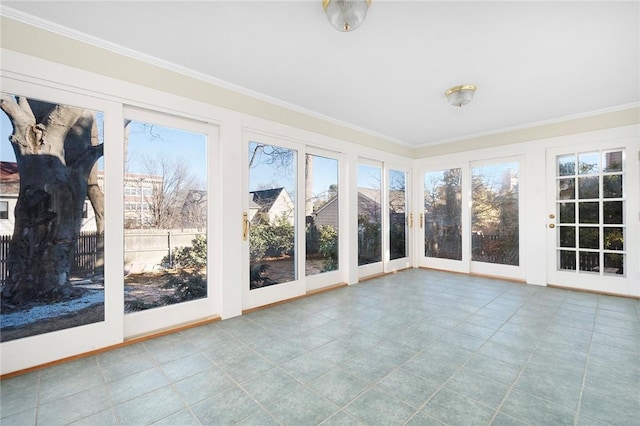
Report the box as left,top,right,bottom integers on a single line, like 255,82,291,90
1,268,639,425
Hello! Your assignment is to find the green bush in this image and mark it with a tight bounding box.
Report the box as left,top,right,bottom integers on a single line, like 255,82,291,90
249,214,294,261
162,234,207,304
318,225,338,271
166,234,207,269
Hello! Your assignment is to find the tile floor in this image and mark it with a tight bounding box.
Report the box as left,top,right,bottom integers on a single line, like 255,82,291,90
1,269,639,425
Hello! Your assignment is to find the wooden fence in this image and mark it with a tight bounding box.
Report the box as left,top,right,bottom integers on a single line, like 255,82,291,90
0,232,102,285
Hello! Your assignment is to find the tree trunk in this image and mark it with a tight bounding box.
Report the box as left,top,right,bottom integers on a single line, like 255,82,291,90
0,95,103,305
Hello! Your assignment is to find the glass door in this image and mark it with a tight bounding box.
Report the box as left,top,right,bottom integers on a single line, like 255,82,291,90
546,141,638,296
469,158,522,279
123,107,217,337
357,160,383,278
304,149,343,292
243,134,304,309
420,167,466,272
386,168,411,271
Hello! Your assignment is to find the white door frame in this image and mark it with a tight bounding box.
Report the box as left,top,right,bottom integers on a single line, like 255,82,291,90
242,130,306,310
546,137,640,297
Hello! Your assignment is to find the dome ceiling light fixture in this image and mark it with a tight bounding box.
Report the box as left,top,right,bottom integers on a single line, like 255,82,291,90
445,84,477,107
323,0,371,32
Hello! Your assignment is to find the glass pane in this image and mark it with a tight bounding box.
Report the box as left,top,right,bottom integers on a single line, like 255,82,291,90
557,155,575,176
124,120,207,311
358,164,382,265
558,202,575,224
578,152,599,175
603,151,623,172
579,227,599,249
1,94,105,342
389,169,407,260
424,169,462,260
471,162,519,266
555,149,625,278
558,250,576,271
578,177,599,199
305,155,338,276
603,175,622,198
559,226,576,248
603,201,623,224
604,253,624,275
558,179,575,200
248,142,296,288
604,227,624,251
578,202,599,224
579,251,599,272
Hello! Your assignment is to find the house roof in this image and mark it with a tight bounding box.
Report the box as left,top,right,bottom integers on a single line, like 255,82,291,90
250,187,286,213
0,162,19,183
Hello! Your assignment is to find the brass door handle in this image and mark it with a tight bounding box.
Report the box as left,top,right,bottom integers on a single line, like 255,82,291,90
419,213,423,229
409,213,414,228
242,212,250,240
549,223,555,229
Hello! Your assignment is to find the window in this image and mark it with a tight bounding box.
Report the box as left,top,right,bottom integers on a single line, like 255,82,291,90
0,201,8,219
82,202,89,218
556,150,625,275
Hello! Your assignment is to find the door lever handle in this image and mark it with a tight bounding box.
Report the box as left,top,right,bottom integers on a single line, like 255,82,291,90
242,212,250,240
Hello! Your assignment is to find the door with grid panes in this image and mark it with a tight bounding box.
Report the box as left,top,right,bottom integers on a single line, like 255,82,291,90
546,141,638,295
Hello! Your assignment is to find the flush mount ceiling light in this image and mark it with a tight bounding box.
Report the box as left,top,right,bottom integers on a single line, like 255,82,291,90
323,0,371,32
445,84,477,107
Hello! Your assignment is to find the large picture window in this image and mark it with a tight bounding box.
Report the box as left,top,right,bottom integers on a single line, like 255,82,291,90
1,93,105,341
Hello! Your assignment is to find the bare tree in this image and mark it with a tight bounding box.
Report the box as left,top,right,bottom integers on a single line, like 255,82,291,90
140,155,198,229
0,95,103,305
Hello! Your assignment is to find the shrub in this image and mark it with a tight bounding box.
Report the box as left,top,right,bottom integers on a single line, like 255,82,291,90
162,234,207,304
318,225,338,271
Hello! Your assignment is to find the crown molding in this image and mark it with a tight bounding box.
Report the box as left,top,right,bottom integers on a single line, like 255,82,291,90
0,6,413,149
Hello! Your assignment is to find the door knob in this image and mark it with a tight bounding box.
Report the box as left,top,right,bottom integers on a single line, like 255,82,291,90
548,223,555,229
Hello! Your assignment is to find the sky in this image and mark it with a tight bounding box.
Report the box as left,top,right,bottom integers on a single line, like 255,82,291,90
3,105,381,198
126,120,207,185
248,142,340,199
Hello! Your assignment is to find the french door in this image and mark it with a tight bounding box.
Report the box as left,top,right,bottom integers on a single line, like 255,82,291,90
386,167,411,271
546,140,639,296
243,132,305,309
419,157,523,280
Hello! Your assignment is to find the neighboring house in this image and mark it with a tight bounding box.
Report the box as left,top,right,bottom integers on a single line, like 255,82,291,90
249,187,294,224
313,188,407,229
313,195,338,229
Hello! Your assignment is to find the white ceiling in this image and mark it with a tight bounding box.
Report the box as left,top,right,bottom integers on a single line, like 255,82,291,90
3,1,639,147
